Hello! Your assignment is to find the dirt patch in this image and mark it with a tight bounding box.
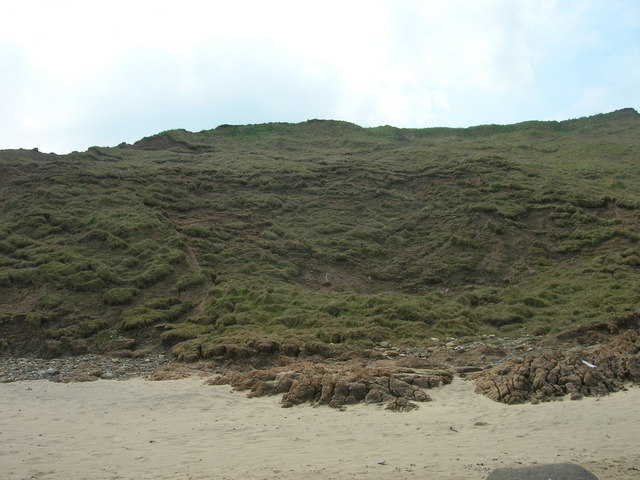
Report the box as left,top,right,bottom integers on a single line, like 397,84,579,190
474,329,640,403
206,361,453,410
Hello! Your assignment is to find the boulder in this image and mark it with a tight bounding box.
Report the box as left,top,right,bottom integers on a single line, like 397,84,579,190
486,463,598,480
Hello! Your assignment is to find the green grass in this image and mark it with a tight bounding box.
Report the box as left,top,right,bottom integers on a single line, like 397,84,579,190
119,298,194,330
103,287,139,305
1,108,640,358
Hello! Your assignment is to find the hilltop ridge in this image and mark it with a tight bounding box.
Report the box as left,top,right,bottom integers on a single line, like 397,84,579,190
127,108,639,151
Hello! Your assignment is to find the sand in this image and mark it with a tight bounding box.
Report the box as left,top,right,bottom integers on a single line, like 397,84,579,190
1,376,639,480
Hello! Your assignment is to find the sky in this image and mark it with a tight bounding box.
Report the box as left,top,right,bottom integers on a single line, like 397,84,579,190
1,0,638,153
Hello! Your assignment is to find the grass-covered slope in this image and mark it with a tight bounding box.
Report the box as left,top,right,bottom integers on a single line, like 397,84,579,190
1,109,639,359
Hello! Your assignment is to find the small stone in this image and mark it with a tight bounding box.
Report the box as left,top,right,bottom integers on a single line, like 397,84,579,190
385,397,418,412
101,372,115,380
44,368,59,376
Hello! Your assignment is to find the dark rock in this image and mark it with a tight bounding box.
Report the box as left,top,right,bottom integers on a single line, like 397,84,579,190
485,463,598,480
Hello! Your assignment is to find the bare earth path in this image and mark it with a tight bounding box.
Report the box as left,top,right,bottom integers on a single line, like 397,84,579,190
1,376,639,480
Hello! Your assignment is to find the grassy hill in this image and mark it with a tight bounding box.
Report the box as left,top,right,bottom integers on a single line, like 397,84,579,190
1,108,639,360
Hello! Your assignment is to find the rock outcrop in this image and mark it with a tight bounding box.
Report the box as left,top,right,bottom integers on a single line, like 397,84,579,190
475,330,640,403
206,361,453,410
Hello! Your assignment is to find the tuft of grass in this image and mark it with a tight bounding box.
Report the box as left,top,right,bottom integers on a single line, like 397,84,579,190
176,271,208,292
133,263,174,288
119,298,193,330
159,322,214,345
103,287,139,305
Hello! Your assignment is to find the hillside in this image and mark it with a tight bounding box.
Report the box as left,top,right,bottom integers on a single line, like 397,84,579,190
1,108,639,361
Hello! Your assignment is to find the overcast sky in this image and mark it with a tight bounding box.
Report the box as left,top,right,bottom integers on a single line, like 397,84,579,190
1,0,638,153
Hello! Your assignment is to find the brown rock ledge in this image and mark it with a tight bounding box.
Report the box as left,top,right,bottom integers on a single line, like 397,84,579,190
206,361,453,410
474,329,640,403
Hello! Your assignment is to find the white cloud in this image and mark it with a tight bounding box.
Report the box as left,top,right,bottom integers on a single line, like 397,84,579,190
0,0,638,152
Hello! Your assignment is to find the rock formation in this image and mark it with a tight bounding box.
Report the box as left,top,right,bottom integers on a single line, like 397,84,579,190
475,330,640,403
206,361,453,410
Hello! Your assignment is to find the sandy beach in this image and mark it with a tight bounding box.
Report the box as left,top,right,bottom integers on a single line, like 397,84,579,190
1,376,639,480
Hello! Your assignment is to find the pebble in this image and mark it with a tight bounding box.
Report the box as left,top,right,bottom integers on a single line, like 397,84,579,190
0,353,171,383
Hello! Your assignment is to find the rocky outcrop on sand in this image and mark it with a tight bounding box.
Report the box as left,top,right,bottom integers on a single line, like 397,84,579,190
474,329,640,403
206,361,453,410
